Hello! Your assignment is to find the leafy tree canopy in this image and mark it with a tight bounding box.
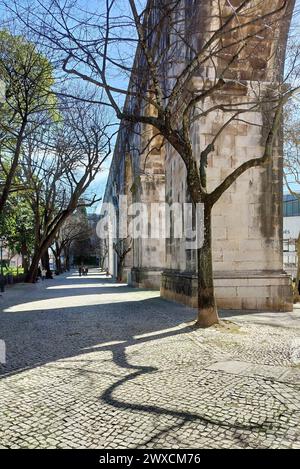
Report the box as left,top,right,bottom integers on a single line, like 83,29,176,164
0,29,57,129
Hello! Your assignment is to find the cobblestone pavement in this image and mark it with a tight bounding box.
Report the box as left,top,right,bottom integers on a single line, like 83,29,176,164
0,270,300,449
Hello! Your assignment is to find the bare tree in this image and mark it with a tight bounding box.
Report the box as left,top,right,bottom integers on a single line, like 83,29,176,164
20,98,111,282
9,0,300,325
113,237,132,282
51,211,92,273
99,238,109,271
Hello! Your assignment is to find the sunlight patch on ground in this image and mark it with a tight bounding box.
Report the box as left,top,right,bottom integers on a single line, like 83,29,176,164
82,340,127,350
65,274,111,280
3,291,161,313
47,283,127,290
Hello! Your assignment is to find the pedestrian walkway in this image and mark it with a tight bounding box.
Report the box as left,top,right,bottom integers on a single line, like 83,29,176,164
0,269,300,448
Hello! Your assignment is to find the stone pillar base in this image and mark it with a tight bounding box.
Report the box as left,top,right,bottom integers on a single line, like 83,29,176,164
120,267,131,284
131,267,162,290
161,270,293,312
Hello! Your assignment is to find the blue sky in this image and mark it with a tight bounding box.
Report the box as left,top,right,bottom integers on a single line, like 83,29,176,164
1,0,299,208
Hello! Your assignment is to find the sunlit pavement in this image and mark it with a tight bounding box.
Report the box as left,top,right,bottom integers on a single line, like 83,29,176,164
0,269,300,449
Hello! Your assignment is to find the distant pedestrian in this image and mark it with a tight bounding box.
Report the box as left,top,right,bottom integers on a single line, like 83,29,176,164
292,278,296,295
106,268,109,277
41,268,46,281
79,266,82,276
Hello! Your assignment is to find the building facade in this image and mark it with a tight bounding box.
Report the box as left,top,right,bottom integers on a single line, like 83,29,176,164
283,194,300,278
101,0,295,311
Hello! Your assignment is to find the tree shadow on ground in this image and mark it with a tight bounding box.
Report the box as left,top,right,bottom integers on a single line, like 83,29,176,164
0,271,284,448
0,284,195,377
97,329,269,448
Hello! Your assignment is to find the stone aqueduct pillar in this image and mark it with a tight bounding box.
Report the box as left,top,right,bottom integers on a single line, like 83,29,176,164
160,0,295,311
125,121,166,289
103,0,295,311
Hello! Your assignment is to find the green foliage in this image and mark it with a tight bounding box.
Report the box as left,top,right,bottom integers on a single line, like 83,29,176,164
0,265,24,277
0,29,56,123
0,194,35,256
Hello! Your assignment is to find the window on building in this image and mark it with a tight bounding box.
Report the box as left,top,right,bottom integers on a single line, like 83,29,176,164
283,194,300,217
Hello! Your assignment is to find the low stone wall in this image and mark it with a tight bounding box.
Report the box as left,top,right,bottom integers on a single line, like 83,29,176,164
161,270,293,312
130,267,162,290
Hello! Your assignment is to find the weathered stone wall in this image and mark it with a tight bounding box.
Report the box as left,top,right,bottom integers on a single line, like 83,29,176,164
162,79,292,310
102,0,294,311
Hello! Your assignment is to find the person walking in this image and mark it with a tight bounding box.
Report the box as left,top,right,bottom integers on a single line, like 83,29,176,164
41,268,46,281
79,266,82,277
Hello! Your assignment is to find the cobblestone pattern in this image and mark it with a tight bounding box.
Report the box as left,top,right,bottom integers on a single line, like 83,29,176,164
0,271,300,449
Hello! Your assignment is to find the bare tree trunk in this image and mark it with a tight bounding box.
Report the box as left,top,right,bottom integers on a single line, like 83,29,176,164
26,251,41,283
42,250,53,278
117,258,125,282
21,241,29,274
27,243,51,282
53,252,58,273
56,254,62,273
21,254,29,274
0,121,26,214
64,246,70,270
100,256,106,271
26,211,73,282
52,245,63,273
196,204,219,327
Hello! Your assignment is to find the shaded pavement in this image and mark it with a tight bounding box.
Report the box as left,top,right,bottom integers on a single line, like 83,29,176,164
0,270,300,448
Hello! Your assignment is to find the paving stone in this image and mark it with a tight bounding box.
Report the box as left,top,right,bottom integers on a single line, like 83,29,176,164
0,270,300,448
